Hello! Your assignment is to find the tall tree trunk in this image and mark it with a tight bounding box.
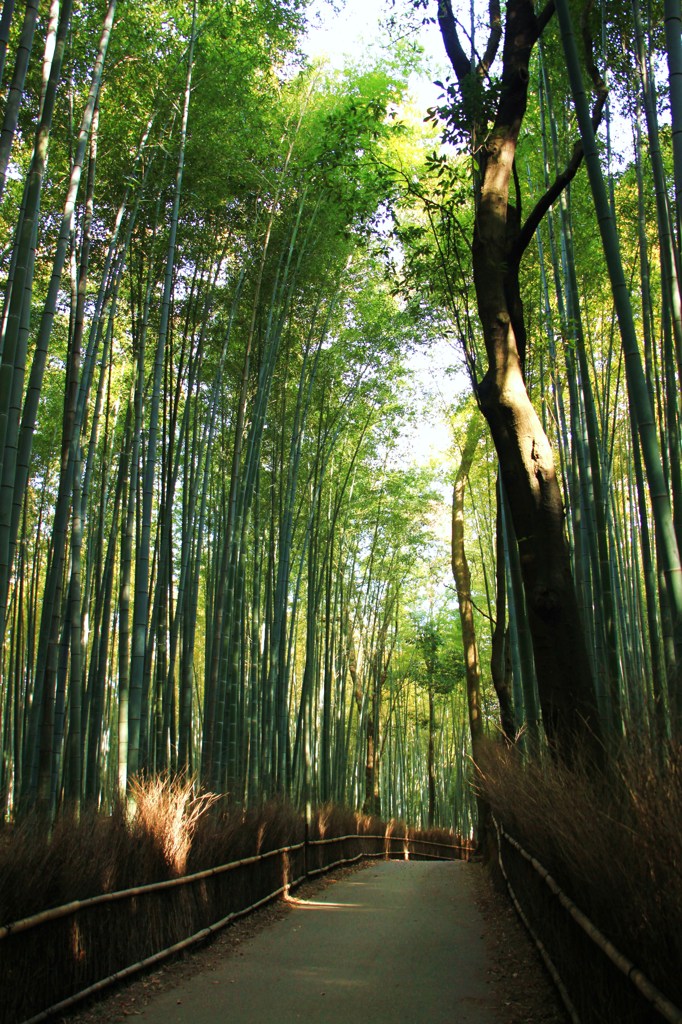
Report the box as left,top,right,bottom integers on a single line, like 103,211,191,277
490,487,515,740
438,0,602,755
451,415,486,760
451,415,491,843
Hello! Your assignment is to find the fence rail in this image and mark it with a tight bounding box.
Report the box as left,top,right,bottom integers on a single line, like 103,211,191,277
493,816,682,1024
0,844,307,941
2,831,468,1024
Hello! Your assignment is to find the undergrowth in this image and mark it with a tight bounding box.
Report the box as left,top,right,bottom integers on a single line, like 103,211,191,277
0,778,469,1024
475,736,682,1019
0,784,464,926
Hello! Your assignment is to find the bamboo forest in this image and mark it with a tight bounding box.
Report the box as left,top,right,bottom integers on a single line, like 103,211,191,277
3,0,682,1020
0,0,681,834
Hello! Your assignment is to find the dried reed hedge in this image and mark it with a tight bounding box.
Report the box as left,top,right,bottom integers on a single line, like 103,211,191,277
0,782,467,1024
476,738,682,1024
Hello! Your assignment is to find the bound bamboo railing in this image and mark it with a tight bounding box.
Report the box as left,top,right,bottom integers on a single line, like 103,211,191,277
2,831,469,1024
492,816,682,1024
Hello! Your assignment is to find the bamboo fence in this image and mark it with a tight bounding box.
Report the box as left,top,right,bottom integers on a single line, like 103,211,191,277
493,816,682,1024
2,832,466,1024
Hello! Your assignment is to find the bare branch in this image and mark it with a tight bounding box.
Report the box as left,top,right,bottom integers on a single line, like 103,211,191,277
512,6,607,264
437,0,470,82
478,1,502,77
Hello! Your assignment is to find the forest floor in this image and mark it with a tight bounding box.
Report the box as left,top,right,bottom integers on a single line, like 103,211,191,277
60,860,567,1024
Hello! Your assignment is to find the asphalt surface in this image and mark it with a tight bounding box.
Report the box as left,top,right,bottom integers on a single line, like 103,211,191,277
134,859,500,1024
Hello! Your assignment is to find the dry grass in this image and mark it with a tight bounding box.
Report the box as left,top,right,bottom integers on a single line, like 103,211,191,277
0,778,217,923
128,773,219,876
0,804,143,923
0,779,470,1024
475,736,682,1020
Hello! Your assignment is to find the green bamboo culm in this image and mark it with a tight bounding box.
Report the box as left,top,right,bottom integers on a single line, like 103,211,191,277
0,0,40,199
554,0,682,717
128,0,198,782
16,0,116,816
665,0,682,238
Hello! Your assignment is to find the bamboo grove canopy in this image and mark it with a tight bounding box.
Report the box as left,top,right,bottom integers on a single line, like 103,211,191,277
0,0,680,828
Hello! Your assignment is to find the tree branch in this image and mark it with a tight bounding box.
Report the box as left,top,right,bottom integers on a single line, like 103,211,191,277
511,8,607,265
537,0,556,36
581,0,607,99
478,1,502,77
437,0,470,82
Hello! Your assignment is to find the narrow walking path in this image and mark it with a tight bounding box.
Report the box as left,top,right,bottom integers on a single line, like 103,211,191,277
134,860,500,1024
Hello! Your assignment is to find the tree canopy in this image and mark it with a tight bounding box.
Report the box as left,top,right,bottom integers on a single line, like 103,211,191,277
0,0,679,837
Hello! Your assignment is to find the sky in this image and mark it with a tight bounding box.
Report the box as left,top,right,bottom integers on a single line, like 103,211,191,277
303,0,448,103
304,0,424,66
302,0,468,473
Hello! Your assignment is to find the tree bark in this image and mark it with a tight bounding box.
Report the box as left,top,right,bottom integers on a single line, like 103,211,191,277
491,479,516,740
451,416,486,759
438,0,602,754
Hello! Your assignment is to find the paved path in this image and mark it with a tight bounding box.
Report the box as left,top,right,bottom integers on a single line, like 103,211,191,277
136,860,500,1024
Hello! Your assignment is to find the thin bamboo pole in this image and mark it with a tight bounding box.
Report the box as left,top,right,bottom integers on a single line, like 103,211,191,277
495,818,682,1024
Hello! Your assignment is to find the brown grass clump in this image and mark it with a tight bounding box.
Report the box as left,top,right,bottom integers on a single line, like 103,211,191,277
187,799,305,871
0,779,471,1024
0,804,135,922
128,773,219,876
475,737,682,1018
309,802,358,840
0,776,221,925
